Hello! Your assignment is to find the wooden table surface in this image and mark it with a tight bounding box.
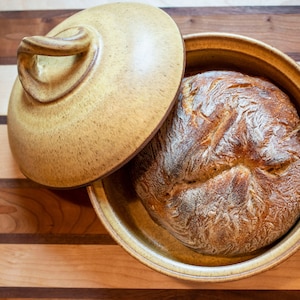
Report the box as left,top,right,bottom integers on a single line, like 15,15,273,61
0,1,300,299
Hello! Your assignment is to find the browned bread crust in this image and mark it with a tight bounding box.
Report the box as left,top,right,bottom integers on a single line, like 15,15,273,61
131,70,300,257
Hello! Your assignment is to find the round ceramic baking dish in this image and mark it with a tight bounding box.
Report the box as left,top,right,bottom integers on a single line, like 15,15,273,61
88,32,300,282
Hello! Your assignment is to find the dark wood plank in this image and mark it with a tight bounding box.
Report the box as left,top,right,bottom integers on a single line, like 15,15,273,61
0,288,299,299
0,116,7,124
1,7,300,64
0,233,115,244
0,10,79,64
164,6,300,15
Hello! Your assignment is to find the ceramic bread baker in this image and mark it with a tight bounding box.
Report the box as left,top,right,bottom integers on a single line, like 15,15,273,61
6,2,300,282
88,32,300,281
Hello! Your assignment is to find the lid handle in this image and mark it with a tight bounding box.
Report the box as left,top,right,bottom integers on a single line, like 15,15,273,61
17,26,99,103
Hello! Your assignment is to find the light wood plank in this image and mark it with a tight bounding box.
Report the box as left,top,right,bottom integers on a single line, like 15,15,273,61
0,188,106,234
0,244,299,289
1,0,298,11
0,66,16,115
0,125,24,179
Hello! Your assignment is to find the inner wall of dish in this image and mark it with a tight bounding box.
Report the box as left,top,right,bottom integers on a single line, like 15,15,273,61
184,48,300,114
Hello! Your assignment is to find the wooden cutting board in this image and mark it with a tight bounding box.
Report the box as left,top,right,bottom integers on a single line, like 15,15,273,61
0,2,299,299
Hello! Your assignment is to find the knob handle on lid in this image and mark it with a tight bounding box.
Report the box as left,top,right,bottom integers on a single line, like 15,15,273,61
17,26,99,103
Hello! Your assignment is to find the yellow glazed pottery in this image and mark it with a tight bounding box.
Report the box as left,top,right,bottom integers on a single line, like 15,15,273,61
88,33,300,282
7,3,185,188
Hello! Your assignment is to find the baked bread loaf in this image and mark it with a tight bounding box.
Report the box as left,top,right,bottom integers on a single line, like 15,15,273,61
131,70,300,257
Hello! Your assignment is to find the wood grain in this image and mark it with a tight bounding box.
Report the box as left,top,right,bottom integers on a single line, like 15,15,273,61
0,125,25,179
0,244,299,289
1,5,300,298
0,289,299,300
0,188,106,235
1,7,300,64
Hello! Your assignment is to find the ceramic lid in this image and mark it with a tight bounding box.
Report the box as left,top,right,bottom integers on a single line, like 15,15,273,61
7,3,185,188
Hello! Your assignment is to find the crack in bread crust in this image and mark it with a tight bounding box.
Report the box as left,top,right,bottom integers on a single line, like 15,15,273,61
131,71,300,256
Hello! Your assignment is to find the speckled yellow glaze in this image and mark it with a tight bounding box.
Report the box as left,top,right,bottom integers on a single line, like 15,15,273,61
88,33,300,282
7,3,185,188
